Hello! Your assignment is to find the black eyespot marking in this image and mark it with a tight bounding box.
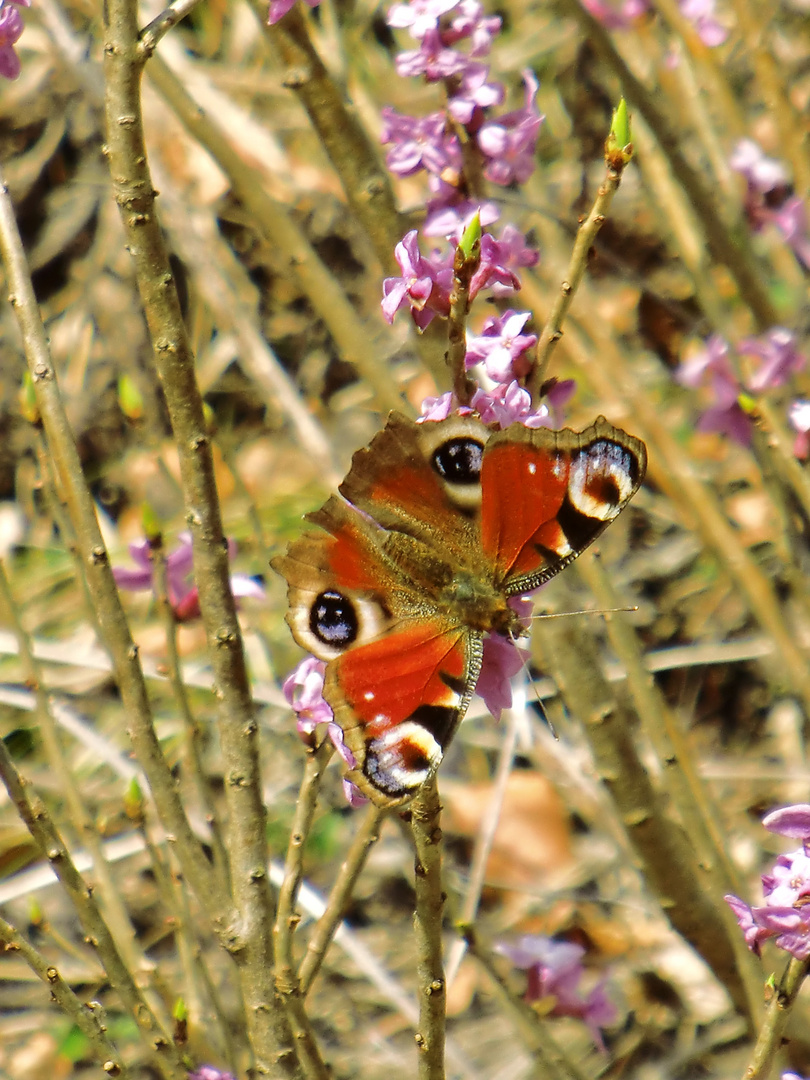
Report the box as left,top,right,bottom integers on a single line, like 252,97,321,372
309,590,358,647
432,437,484,484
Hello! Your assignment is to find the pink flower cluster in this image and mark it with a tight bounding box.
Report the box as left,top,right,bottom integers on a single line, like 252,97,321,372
420,375,574,430
730,139,810,271
381,227,536,330
496,936,616,1049
675,329,808,449
0,0,29,79
726,805,810,961
381,0,543,242
582,0,727,46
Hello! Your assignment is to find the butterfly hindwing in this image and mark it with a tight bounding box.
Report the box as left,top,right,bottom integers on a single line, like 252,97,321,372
272,495,406,662
330,622,483,805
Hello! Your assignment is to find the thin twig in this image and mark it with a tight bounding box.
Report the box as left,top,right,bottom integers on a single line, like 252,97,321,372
576,550,763,1023
101,3,291,1071
273,740,335,1080
174,874,247,1076
447,244,477,406
529,163,626,397
557,0,778,330
533,613,753,1019
0,914,130,1079
274,741,335,991
411,777,446,1080
444,695,522,990
298,803,385,995
151,543,232,893
0,169,234,936
0,559,166,1016
740,956,808,1080
755,398,810,526
138,0,205,59
260,1,404,271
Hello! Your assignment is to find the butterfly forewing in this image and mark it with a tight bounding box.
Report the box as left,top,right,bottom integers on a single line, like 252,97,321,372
480,418,647,593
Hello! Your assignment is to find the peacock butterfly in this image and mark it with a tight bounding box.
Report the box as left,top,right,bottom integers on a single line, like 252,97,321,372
273,411,646,808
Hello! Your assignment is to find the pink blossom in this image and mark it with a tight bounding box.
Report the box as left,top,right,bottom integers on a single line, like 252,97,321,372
729,139,788,193
679,0,727,45
492,224,539,272
726,803,810,960
729,142,810,268
466,310,537,383
442,0,501,54
675,333,733,387
477,632,528,719
477,70,544,186
189,1067,236,1080
763,804,810,840
423,180,500,239
545,378,577,424
380,108,461,177
382,230,453,329
695,377,752,447
386,0,460,38
675,335,753,446
395,26,470,80
582,0,725,43
343,778,369,807
0,0,28,80
418,391,465,422
789,401,810,460
762,849,810,908
282,656,357,769
771,196,810,270
496,936,616,1049
283,656,334,733
468,233,522,299
418,382,556,430
446,63,505,126
580,0,647,29
471,381,552,429
740,327,807,392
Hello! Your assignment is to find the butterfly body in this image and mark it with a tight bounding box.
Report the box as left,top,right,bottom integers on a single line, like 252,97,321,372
273,411,646,807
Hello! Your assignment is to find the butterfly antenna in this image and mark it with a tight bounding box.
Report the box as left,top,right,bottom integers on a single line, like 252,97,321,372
530,605,638,620
533,693,557,739
509,630,558,739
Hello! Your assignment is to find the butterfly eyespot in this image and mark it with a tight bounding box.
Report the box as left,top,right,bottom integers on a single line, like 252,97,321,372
432,437,484,485
309,590,359,647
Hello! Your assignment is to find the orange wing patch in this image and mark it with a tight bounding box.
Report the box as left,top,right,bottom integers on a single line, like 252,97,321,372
480,441,571,578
